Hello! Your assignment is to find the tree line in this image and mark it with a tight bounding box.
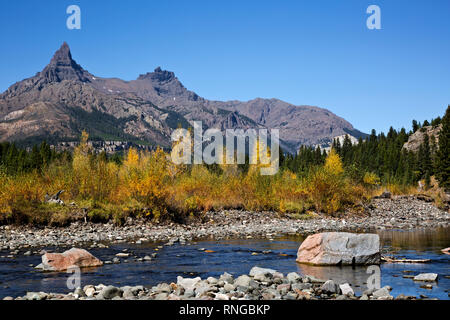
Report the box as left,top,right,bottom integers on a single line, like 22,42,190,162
280,105,449,191
1,106,449,192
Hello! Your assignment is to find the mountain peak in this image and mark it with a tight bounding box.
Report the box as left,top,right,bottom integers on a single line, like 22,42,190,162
39,42,91,83
49,42,73,66
138,67,175,82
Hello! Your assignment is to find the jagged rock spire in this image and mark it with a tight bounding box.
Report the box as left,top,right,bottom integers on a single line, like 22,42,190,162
49,42,74,66
138,67,175,82
39,42,91,83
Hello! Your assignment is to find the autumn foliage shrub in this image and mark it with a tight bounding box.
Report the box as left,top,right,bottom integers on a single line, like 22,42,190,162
0,132,380,225
305,149,368,214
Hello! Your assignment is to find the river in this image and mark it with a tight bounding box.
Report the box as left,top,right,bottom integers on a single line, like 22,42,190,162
0,227,449,299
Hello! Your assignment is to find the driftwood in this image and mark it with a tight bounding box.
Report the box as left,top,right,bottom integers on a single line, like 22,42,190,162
44,190,65,205
381,255,431,263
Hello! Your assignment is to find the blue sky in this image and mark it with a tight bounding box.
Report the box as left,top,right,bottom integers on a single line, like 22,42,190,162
0,0,449,134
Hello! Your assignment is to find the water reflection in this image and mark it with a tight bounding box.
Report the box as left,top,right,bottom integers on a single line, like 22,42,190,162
0,227,448,299
378,228,450,254
295,264,370,288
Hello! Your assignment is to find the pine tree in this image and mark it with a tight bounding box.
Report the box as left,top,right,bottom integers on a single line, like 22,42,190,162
39,141,52,165
431,117,442,127
412,120,419,133
436,106,450,191
341,135,353,165
30,145,43,169
421,133,432,178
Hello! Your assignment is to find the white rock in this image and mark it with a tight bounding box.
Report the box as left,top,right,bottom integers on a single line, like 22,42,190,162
249,266,283,278
115,253,130,257
223,283,235,292
286,272,301,283
234,275,251,287
214,293,230,300
177,276,201,291
207,277,218,284
372,287,392,299
413,273,438,282
249,267,277,277
339,283,354,296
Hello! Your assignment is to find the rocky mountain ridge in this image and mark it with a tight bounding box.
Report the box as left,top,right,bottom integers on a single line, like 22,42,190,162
0,42,366,152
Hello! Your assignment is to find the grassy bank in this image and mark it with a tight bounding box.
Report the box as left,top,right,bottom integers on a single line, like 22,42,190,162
0,132,382,226
2,130,447,226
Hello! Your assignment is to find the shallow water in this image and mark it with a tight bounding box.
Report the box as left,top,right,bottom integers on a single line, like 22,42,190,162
0,227,449,299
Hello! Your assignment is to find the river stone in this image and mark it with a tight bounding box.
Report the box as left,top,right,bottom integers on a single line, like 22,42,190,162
292,283,312,291
115,253,129,258
154,292,169,300
277,284,291,294
372,287,392,299
74,287,86,298
214,293,230,300
182,289,195,298
339,283,354,296
321,280,339,294
234,275,251,287
236,285,249,293
286,272,301,283
249,267,282,278
254,273,272,282
207,277,218,285
195,283,212,296
155,283,171,293
413,273,438,282
363,287,376,296
84,287,96,297
303,275,326,283
177,276,201,291
219,272,234,283
166,293,180,300
35,248,103,272
296,232,380,265
100,286,123,299
122,288,136,299
223,283,235,292
26,292,47,300
285,292,298,300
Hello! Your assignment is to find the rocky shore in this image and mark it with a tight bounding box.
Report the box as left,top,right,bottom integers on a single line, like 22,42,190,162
3,266,436,301
0,197,448,252
0,197,449,251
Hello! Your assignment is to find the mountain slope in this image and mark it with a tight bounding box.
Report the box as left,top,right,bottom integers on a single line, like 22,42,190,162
89,66,366,151
0,43,180,147
0,42,366,152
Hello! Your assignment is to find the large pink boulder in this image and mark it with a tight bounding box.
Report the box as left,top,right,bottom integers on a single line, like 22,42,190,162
36,248,103,271
296,232,380,265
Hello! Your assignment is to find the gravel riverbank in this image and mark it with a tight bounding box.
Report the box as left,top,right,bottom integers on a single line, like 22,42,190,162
0,197,449,251
2,266,435,301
